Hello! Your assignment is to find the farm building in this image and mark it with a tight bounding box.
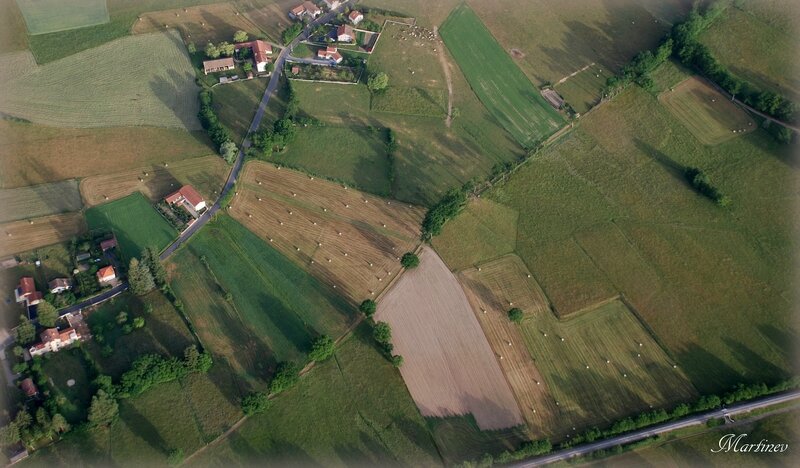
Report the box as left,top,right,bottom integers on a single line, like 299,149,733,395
235,40,273,73
29,327,82,357
317,46,343,64
166,185,207,217
14,277,42,308
323,0,341,9
48,278,73,294
20,378,38,398
76,252,91,263
100,237,117,252
348,10,363,25
337,24,354,42
541,88,565,110
203,57,235,75
289,1,321,19
96,265,116,284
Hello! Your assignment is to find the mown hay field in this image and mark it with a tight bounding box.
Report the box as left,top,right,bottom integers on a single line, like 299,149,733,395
0,179,82,223
132,2,264,45
0,212,86,257
0,120,213,189
85,192,176,261
554,64,613,114
371,86,447,118
467,0,690,86
169,215,354,387
230,161,424,304
16,0,108,35
659,77,755,145
193,324,443,466
0,0,28,53
459,255,697,438
699,1,800,102
80,155,228,207
270,126,393,196
237,0,304,43
440,4,563,147
477,82,798,394
0,30,200,129
376,246,524,431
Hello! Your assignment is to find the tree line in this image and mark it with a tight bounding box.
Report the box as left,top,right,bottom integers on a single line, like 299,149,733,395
198,90,238,163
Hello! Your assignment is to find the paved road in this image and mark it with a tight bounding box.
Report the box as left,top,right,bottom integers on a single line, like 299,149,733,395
512,390,800,467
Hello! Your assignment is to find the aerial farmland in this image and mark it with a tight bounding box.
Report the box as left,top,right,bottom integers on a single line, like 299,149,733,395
0,0,798,466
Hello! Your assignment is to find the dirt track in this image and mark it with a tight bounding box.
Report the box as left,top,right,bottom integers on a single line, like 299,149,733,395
376,246,524,430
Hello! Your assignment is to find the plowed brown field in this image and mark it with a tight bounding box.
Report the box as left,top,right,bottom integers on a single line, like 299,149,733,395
376,246,525,431
0,213,86,257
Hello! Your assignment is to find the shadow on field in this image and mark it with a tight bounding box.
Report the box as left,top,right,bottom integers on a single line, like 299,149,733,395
149,68,200,131
634,139,689,185
122,402,169,454
723,337,788,383
758,324,797,364
391,414,444,460
675,344,739,395
258,292,314,356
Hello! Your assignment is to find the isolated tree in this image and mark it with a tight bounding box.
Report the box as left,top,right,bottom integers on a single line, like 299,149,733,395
205,42,220,59
507,308,523,323
116,311,129,325
367,71,389,92
391,355,404,367
36,300,58,328
308,335,335,362
220,140,238,163
142,247,166,286
241,391,270,415
186,42,197,54
359,299,377,318
128,258,155,296
233,30,249,43
218,41,235,57
133,317,146,329
400,252,419,269
373,321,392,344
269,362,300,394
243,61,253,73
15,315,36,345
88,390,119,428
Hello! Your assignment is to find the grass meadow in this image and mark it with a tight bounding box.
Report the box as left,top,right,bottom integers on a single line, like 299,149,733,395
474,82,798,394
212,78,269,142
0,31,200,130
371,87,447,117
0,0,28,53
193,323,443,467
271,126,392,196
699,2,800,102
169,215,354,388
16,0,109,35
0,179,82,223
440,4,563,147
427,416,529,465
554,65,613,114
41,350,94,424
85,192,176,261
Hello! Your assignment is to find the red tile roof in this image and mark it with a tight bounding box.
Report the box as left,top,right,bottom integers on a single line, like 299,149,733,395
236,40,272,64
18,277,35,296
59,328,77,342
48,278,71,290
337,24,354,39
100,237,117,251
349,10,362,21
20,378,37,397
97,266,116,281
166,185,204,208
40,328,59,343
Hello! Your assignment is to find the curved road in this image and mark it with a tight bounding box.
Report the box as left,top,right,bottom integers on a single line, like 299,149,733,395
512,390,800,467
52,3,350,319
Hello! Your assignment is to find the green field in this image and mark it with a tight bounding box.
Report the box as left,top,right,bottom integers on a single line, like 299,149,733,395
41,350,94,424
169,215,354,387
554,65,613,114
699,2,800,102
193,324,443,466
440,4,563,147
0,30,200,130
371,87,447,117
271,126,392,196
17,0,109,35
0,179,82,223
85,192,176,261
467,81,799,394
427,416,529,465
212,78,268,142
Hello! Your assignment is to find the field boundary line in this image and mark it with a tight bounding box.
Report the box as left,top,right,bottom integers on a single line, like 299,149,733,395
555,62,595,85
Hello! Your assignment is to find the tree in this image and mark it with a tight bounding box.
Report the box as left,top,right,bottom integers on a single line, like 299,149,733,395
359,299,377,318
242,61,253,73
367,72,389,92
133,317,145,329
220,140,238,163
128,258,155,295
308,335,335,362
269,362,300,394
12,346,24,358
507,308,523,323
218,41,235,57
233,30,249,43
391,355,404,367
0,422,20,447
116,311,129,324
142,247,166,286
400,252,419,269
88,390,119,428
241,391,271,415
373,321,392,344
186,42,196,54
36,300,58,327
282,23,302,45
183,345,213,373
15,315,36,345
168,448,184,466
205,42,220,59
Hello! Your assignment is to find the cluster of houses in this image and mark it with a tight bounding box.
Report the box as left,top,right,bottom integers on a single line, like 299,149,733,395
202,39,273,76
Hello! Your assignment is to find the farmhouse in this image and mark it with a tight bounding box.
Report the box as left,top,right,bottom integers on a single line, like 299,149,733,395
290,1,321,19
235,40,273,73
541,88,565,110
203,57,235,75
48,278,72,294
96,266,116,284
348,10,363,25
29,327,82,357
14,277,42,308
100,237,117,252
20,378,38,398
165,185,207,218
317,45,343,64
337,24,354,42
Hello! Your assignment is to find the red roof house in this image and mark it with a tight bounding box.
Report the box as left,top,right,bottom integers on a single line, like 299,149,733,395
235,40,273,73
317,45,343,64
348,10,363,25
290,1,321,19
14,277,42,307
100,237,117,252
48,278,73,294
337,24,354,42
29,327,81,357
97,266,116,284
20,378,38,397
165,185,206,214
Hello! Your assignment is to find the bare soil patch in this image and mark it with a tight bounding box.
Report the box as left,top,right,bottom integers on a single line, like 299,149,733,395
375,246,524,430
509,48,525,59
